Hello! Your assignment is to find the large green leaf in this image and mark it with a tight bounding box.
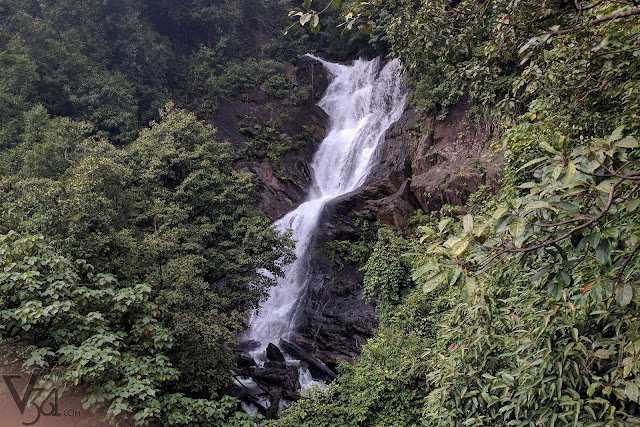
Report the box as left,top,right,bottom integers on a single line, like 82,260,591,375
616,283,633,306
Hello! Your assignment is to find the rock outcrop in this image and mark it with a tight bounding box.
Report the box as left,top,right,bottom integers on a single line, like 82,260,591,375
289,241,378,372
320,99,502,232
229,341,301,418
211,60,330,221
293,100,502,370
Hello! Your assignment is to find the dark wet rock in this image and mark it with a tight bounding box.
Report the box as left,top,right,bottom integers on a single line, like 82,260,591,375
235,339,260,353
265,343,287,369
252,363,300,419
266,343,286,363
236,352,257,369
230,350,300,419
279,336,337,380
408,100,502,212
253,365,299,386
214,60,329,221
292,249,378,371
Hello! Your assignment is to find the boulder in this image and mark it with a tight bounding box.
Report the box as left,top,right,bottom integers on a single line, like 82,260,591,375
236,352,257,369
266,343,286,363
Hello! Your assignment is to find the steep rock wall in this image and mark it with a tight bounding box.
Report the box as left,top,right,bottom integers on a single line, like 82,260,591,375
211,60,330,221
294,100,503,369
326,100,502,232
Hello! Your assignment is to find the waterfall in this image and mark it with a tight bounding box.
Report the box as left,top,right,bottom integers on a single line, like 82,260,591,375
245,55,406,365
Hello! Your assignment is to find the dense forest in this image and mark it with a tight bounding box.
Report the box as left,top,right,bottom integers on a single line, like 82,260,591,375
1,0,639,426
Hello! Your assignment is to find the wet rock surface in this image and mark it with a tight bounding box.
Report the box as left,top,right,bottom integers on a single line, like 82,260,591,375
292,235,378,369
227,63,501,414
211,60,330,221
327,99,502,231
266,343,286,364
293,100,502,370
231,343,301,419
279,336,337,380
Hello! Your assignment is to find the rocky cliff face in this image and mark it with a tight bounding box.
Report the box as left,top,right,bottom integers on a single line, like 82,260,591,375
326,100,502,232
223,61,502,414
210,59,329,222
289,100,502,373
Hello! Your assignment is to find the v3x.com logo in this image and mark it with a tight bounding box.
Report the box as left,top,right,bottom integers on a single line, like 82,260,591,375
3,373,81,425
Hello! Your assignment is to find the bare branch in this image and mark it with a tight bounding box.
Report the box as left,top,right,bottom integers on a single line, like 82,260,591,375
509,178,627,253
615,244,640,289
478,178,636,265
545,7,640,36
576,168,640,180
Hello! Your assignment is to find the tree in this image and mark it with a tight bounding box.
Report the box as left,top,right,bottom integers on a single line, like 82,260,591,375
0,102,294,399
0,38,39,148
0,231,265,425
0,0,173,144
126,103,294,396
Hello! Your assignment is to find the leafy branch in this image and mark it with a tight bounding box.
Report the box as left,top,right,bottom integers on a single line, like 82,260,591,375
287,0,383,34
414,126,640,306
545,7,640,36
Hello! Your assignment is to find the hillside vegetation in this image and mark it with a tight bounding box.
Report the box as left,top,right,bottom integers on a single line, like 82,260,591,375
281,0,640,426
1,0,640,425
0,0,314,424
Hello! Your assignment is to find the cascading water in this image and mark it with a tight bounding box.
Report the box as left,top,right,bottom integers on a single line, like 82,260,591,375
244,55,406,388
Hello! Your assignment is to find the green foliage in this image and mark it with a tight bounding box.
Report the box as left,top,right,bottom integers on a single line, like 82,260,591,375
239,122,312,179
280,281,452,427
179,52,260,118
362,228,413,325
0,103,293,422
126,103,295,396
5,0,640,424
0,0,173,144
0,105,91,179
264,74,296,99
178,52,310,118
153,0,256,50
0,1,330,420
287,0,370,35
315,219,378,267
410,126,640,424
279,331,429,426
0,38,39,147
466,184,498,217
316,238,370,267
0,0,326,144
0,231,266,426
0,0,369,423
285,124,640,427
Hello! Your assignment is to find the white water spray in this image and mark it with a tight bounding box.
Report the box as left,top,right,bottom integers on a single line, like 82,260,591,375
246,56,406,361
